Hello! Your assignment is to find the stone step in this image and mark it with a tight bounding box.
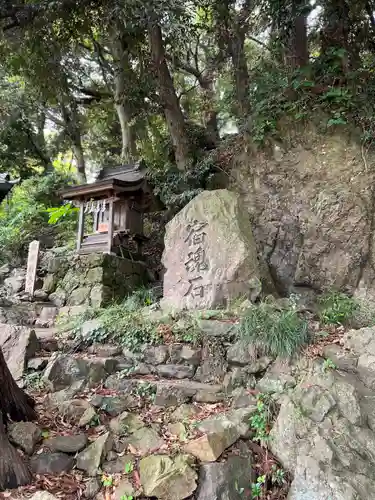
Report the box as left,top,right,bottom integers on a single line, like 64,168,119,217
34,327,59,352
104,375,225,407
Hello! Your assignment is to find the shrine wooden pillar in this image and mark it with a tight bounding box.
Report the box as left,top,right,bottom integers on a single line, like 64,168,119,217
107,198,114,254
76,202,85,251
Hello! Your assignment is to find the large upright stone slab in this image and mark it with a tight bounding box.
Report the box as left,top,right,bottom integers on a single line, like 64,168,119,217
162,190,261,310
25,240,40,295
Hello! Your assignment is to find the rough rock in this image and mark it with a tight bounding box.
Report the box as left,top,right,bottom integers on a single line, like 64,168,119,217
113,478,136,499
184,420,241,462
109,412,144,436
140,454,197,500
270,354,375,500
170,404,199,423
8,422,42,455
126,427,165,455
4,273,24,294
157,364,196,379
195,339,227,383
43,354,89,391
144,345,168,365
84,478,101,498
76,432,112,476
90,394,136,416
30,452,74,474
162,189,261,310
30,493,59,500
196,455,254,500
47,380,86,407
0,323,39,380
227,341,273,373
61,398,93,422
28,357,49,371
45,434,88,453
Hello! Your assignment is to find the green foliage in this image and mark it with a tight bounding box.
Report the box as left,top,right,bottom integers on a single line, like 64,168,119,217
46,202,78,224
0,171,76,263
249,393,273,445
323,358,337,373
59,287,161,352
238,299,309,358
318,291,358,325
271,465,286,486
251,475,266,499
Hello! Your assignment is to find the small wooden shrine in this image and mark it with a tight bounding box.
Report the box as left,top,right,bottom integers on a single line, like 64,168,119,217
60,162,163,258
0,173,19,204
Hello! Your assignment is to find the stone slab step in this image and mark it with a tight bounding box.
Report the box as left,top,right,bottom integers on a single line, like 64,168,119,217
104,375,225,407
34,327,59,351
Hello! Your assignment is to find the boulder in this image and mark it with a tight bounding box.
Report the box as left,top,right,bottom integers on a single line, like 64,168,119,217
140,454,197,500
45,433,88,453
126,427,165,455
109,411,144,436
0,323,39,380
8,422,42,455
184,420,240,462
84,478,101,499
170,404,199,423
76,432,112,476
196,456,254,500
162,189,261,310
144,345,169,365
30,452,74,474
270,358,375,499
157,364,196,379
43,354,89,391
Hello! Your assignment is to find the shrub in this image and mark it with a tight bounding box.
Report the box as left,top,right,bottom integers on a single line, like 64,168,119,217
318,291,358,325
237,299,309,358
0,171,76,263
58,287,161,352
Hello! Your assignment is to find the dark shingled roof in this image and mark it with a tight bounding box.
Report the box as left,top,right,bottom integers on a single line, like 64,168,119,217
95,162,147,184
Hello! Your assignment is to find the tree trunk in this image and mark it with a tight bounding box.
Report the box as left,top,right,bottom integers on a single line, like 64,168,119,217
199,73,220,144
109,23,138,164
228,31,250,121
60,100,87,183
148,21,192,171
0,347,36,491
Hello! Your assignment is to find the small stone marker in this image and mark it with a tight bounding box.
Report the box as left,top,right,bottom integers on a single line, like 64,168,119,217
25,240,40,295
161,189,261,310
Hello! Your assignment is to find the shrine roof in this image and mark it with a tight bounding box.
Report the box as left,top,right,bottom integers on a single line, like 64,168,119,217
60,162,149,200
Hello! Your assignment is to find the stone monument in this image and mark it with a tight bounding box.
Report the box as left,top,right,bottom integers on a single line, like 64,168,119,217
162,189,261,310
25,240,40,295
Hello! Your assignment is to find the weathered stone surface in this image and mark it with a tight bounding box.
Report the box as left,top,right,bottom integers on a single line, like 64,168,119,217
195,339,227,384
30,453,74,474
49,288,67,307
270,355,375,500
126,427,165,455
184,419,240,462
30,493,59,500
162,189,261,310
113,478,136,500
144,345,168,365
140,454,197,500
91,394,136,415
76,432,112,476
84,478,101,498
28,357,49,371
43,354,89,391
61,398,92,422
45,434,88,453
170,404,199,423
157,364,196,379
8,422,41,455
47,381,86,407
87,343,122,357
67,287,91,306
256,372,296,394
109,412,144,436
0,324,39,380
180,345,201,365
196,456,254,500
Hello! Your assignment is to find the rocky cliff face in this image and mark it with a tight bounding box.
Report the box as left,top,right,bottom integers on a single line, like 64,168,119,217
226,124,375,299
